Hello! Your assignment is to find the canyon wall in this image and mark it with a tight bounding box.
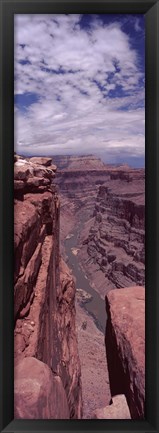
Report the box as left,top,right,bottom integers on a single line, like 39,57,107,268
55,157,145,297
54,156,113,254
55,156,145,419
14,155,82,419
79,171,145,297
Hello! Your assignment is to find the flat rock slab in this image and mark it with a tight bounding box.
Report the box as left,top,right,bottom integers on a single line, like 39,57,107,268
29,157,53,166
93,394,131,419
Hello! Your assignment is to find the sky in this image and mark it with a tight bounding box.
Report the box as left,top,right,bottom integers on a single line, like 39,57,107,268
14,14,145,167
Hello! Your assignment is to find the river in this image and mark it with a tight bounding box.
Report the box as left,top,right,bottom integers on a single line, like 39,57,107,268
64,226,107,334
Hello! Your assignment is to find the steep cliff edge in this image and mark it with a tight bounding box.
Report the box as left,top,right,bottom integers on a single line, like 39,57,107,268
105,286,145,419
14,155,82,419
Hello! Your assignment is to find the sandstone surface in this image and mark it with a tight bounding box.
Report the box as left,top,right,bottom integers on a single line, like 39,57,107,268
14,155,82,419
29,156,53,166
93,394,131,419
105,286,145,419
14,357,69,419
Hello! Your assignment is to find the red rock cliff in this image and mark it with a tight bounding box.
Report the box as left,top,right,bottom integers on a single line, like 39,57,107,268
14,155,82,419
105,286,145,419
79,171,145,298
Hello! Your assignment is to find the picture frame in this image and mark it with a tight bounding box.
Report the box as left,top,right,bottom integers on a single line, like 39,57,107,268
0,0,159,432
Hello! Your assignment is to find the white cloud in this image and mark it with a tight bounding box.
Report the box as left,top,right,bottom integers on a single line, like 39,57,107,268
14,14,145,163
134,18,142,32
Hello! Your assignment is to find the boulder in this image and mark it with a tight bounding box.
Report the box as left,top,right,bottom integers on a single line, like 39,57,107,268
49,164,57,172
93,394,131,419
14,161,34,181
26,177,51,187
14,357,70,419
106,286,145,419
29,157,53,167
33,166,56,178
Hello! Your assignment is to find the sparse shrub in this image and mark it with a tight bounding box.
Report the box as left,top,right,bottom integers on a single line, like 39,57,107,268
81,320,87,330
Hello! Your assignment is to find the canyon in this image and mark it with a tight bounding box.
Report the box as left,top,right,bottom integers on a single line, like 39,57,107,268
54,155,145,298
14,154,145,420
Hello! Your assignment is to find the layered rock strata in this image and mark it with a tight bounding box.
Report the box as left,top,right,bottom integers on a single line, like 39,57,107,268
54,156,145,297
54,155,112,248
53,154,107,171
105,286,145,419
14,155,82,419
54,156,145,418
79,171,145,297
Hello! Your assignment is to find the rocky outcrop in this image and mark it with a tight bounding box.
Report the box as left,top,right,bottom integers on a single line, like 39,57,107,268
14,156,82,419
93,394,131,419
53,258,82,419
105,286,145,419
14,357,70,419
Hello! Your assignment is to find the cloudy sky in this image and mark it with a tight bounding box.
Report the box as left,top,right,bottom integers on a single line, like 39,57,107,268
14,14,145,167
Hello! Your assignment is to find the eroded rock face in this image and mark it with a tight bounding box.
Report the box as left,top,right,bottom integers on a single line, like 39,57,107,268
54,155,112,250
53,156,145,419
53,154,106,171
14,155,82,419
54,156,145,298
105,286,145,419
53,258,82,419
78,172,145,297
14,357,69,419
29,156,55,167
14,158,56,200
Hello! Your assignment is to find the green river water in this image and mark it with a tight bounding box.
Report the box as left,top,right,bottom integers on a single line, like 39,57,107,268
64,227,107,334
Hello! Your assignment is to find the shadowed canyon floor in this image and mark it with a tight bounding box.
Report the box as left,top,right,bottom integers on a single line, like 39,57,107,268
76,303,111,418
